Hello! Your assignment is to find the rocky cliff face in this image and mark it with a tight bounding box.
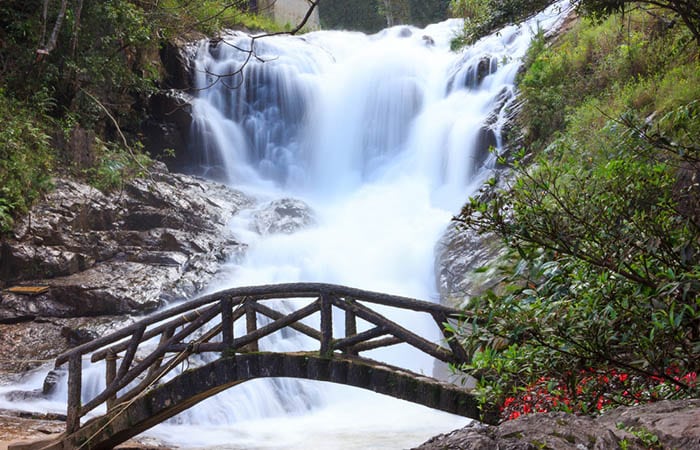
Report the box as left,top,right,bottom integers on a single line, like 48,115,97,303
0,163,251,375
414,399,700,450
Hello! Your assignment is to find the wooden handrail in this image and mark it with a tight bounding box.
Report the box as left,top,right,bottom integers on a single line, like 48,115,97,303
54,283,473,433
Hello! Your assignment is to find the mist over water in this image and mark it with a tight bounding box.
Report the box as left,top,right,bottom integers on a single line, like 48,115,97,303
0,4,570,449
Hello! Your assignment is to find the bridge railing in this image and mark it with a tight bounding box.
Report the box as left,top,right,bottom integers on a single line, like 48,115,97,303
52,283,473,433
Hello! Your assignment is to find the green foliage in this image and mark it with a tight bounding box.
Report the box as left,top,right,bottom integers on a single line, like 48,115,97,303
0,90,54,232
572,0,700,45
519,8,698,147
84,140,151,192
449,0,551,47
0,0,275,229
618,424,663,449
453,8,700,418
154,0,280,37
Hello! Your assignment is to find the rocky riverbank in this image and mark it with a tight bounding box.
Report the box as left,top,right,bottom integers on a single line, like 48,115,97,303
0,163,253,378
414,399,700,450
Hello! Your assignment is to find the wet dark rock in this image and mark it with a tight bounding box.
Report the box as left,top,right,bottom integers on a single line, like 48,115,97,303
41,369,65,396
159,38,199,91
414,399,700,450
60,326,98,346
2,388,47,403
144,90,195,172
0,316,138,376
447,56,499,93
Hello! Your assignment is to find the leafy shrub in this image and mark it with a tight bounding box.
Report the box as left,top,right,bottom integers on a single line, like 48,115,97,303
452,8,700,419
0,90,54,232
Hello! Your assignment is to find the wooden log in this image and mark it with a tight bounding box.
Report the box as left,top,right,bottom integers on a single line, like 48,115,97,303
164,342,227,353
146,326,176,380
320,293,333,357
60,298,243,366
432,312,471,364
105,351,117,411
117,323,146,381
251,301,322,342
245,300,259,353
90,304,233,363
344,298,358,355
79,304,220,416
234,300,320,351
66,354,82,433
59,283,469,367
352,336,402,353
332,296,456,363
109,345,199,408
221,296,234,346
333,325,388,351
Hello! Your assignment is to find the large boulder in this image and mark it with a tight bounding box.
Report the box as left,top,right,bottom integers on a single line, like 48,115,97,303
251,198,316,235
434,221,506,307
414,399,700,450
0,164,252,324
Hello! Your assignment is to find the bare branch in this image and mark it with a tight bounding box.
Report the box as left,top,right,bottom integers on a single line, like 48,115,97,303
37,0,69,57
194,0,320,88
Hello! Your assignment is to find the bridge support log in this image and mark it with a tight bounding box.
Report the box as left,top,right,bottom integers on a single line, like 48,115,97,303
47,353,489,450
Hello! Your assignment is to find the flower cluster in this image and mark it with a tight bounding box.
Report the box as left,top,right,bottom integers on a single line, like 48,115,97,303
500,368,698,421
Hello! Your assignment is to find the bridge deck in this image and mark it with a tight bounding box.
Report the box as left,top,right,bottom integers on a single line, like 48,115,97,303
8,283,490,450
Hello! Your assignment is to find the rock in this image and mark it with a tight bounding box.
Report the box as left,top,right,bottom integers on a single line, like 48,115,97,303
0,317,135,375
41,368,66,396
251,198,316,235
413,399,700,450
159,38,200,90
143,90,195,172
434,222,505,307
0,166,252,325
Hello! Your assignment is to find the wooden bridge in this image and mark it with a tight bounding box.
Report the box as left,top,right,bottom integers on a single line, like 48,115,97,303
12,283,493,450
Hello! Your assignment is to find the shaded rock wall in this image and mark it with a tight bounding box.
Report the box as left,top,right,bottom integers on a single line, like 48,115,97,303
0,164,252,374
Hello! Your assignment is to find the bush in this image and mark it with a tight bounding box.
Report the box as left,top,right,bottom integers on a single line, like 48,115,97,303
452,7,700,421
0,90,54,232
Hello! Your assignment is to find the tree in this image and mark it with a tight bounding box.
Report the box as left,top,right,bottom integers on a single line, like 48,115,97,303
450,0,700,46
574,0,700,43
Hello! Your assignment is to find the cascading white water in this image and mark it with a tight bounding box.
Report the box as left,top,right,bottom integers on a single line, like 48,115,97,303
147,5,570,448
0,4,570,449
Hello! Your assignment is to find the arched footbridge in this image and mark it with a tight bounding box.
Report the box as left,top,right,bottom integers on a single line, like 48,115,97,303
11,283,494,450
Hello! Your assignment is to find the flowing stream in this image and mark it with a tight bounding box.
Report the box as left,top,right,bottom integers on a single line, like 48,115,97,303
0,4,569,449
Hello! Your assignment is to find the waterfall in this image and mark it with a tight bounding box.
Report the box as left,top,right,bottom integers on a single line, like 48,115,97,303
152,6,570,448
0,3,570,449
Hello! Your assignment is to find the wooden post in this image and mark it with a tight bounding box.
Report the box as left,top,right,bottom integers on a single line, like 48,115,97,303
433,312,471,364
105,350,117,411
246,300,259,352
221,296,234,347
66,354,82,433
344,298,358,356
320,293,333,357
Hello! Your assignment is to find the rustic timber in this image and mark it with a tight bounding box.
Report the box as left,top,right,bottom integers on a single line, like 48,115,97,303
12,283,485,450
6,285,50,295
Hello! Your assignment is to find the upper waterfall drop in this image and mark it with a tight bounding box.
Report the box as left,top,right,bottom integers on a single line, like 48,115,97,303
189,3,570,208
